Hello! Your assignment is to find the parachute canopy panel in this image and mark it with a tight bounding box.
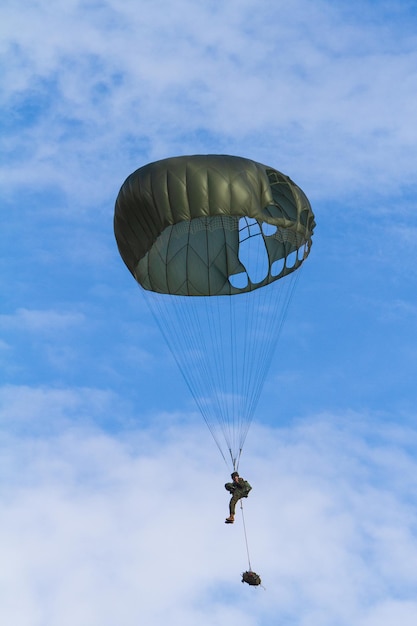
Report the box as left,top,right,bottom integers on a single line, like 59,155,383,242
114,155,315,296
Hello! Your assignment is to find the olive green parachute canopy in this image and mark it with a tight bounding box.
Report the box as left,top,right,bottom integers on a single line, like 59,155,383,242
114,154,315,467
114,155,315,296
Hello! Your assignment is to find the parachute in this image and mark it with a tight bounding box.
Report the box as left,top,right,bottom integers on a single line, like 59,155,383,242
114,154,315,469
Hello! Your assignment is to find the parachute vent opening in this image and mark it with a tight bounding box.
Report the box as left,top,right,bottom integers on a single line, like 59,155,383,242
229,272,248,290
285,250,297,269
235,217,269,285
261,222,277,236
228,217,288,290
271,258,285,277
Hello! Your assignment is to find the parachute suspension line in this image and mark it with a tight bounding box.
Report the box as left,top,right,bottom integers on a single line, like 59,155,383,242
235,217,260,453
244,270,299,428
142,287,249,466
139,219,305,469
231,221,303,456
208,299,234,452
228,288,240,457
235,268,300,456
238,235,271,451
234,447,243,472
240,500,252,571
181,218,237,455
229,447,238,471
185,296,234,460
141,288,229,466
228,221,257,455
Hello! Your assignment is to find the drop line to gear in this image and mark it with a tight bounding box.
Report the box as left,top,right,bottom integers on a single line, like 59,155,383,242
240,505,264,589
224,470,263,588
240,499,252,571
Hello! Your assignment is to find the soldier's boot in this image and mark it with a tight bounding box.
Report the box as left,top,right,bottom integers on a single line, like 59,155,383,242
225,515,235,524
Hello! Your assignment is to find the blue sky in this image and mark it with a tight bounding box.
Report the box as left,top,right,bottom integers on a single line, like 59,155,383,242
2,0,417,624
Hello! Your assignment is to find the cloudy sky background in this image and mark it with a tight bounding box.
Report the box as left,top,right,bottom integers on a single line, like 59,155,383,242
2,0,417,624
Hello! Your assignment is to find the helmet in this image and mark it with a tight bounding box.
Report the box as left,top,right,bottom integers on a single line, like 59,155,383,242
231,471,239,479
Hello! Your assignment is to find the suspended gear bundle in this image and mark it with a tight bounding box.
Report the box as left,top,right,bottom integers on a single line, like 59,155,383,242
242,570,262,586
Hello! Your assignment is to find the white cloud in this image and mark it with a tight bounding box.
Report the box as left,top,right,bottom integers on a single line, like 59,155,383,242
360,600,417,626
1,391,417,625
2,0,417,208
0,384,128,433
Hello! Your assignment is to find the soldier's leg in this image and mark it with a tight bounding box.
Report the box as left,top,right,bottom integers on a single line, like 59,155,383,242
229,493,241,515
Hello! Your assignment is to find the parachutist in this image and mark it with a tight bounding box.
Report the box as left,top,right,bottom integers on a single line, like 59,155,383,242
225,471,252,523
115,155,313,585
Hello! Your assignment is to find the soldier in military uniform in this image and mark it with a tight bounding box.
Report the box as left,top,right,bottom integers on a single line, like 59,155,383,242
224,471,252,523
